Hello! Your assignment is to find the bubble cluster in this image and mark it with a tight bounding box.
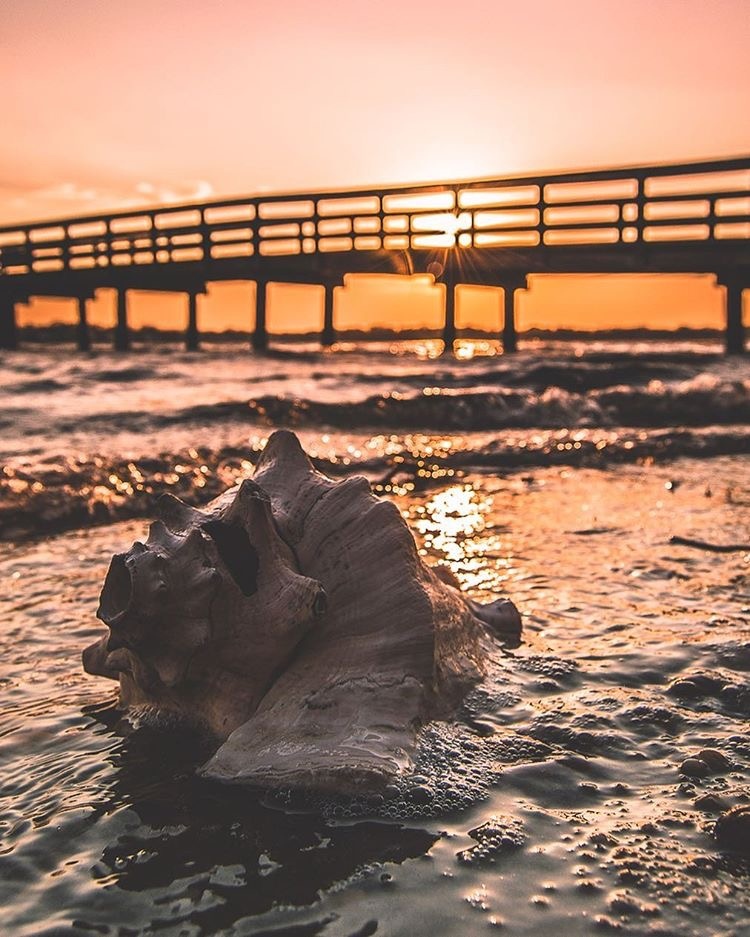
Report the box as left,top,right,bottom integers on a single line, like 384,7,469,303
619,703,684,732
515,654,580,681
457,816,526,866
528,716,624,757
459,685,522,719
309,721,553,821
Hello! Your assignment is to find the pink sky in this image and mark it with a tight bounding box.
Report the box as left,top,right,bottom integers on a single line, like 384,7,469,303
2,0,749,332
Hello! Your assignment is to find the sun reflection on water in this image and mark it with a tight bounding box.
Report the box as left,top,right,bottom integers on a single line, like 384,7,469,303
410,483,515,593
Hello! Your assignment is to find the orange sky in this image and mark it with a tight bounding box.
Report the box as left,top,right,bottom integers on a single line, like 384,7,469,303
2,0,749,333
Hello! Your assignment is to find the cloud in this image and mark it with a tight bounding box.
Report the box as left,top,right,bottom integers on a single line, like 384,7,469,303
36,182,100,202
1,179,216,222
134,180,215,204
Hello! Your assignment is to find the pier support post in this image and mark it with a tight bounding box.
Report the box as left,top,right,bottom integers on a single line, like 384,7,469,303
76,297,91,352
186,289,200,351
723,278,746,355
0,294,18,350
501,276,527,354
321,283,336,347
252,280,268,352
114,289,130,351
443,279,457,351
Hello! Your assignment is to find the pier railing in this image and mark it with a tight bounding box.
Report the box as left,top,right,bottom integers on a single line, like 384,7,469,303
0,156,748,353
1,156,748,275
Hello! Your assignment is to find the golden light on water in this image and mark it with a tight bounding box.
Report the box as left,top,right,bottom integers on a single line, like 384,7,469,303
411,483,515,592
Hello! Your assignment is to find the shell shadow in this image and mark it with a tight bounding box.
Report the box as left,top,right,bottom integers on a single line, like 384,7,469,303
82,702,439,929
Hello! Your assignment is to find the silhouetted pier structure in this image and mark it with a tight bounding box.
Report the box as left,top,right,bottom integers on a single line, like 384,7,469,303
1,156,748,354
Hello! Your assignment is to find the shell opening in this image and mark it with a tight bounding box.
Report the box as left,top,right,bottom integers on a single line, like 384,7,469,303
97,554,133,625
203,520,260,596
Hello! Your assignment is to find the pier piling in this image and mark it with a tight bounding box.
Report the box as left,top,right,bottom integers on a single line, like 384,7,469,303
0,296,18,350
502,277,527,354
76,296,91,351
253,280,268,352
114,289,130,351
321,283,336,347
443,280,456,351
723,279,746,355
186,290,200,351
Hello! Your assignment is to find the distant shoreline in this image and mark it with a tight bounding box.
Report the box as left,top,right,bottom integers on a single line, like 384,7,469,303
15,325,724,345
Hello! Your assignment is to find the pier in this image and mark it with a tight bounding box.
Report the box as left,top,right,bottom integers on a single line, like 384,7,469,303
0,156,748,354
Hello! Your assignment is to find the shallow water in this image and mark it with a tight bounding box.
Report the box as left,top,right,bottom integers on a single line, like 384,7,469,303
1,454,749,936
1,340,747,464
1,341,748,540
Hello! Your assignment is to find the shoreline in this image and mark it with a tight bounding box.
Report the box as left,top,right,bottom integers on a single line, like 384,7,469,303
11,326,727,347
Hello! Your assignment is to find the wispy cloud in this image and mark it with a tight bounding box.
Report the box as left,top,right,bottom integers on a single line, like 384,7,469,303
134,180,215,203
1,179,215,223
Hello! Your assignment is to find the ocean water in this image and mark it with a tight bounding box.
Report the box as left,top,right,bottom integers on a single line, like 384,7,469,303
0,340,749,936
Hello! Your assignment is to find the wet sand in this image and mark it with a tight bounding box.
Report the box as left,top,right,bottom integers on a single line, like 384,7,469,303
1,456,748,936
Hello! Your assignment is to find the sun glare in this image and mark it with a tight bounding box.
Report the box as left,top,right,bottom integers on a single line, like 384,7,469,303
439,211,471,237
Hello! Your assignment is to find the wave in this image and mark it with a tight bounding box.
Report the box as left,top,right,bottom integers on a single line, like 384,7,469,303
46,374,745,436
240,377,749,430
1,346,747,540
1,425,747,542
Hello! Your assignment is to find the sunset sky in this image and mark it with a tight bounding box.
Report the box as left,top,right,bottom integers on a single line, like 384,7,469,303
2,0,749,334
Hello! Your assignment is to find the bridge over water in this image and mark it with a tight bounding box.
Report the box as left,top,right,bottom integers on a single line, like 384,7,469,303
0,156,748,354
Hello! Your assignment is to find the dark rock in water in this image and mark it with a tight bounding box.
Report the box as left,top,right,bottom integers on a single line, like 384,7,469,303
719,683,750,715
679,748,732,779
667,678,705,699
667,672,726,699
714,805,750,853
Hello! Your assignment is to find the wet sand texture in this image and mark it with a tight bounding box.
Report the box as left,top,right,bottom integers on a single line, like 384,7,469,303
1,458,748,935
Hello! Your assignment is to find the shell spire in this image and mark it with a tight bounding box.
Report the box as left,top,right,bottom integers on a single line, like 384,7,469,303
156,492,208,533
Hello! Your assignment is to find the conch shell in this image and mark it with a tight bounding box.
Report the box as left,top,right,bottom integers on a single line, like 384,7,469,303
83,430,521,792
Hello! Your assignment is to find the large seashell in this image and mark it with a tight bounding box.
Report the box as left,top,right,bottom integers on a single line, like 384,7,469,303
83,430,521,793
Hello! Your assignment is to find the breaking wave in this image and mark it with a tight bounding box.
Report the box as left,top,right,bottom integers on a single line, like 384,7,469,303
1,343,747,540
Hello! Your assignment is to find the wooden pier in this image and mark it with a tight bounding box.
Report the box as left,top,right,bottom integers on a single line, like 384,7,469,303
0,156,748,353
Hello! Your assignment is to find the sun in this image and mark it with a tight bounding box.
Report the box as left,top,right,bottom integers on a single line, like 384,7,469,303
439,211,472,245
409,207,473,248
